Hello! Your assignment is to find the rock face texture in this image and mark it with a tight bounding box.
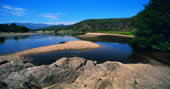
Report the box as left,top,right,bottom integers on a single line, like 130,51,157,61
0,59,33,80
45,58,170,89
0,57,170,89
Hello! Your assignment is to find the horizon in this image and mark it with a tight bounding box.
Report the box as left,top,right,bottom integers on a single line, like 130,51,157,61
0,0,149,25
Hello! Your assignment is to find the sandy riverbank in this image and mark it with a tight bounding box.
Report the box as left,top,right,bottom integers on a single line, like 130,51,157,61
0,32,40,37
13,41,100,56
0,31,54,37
77,33,134,38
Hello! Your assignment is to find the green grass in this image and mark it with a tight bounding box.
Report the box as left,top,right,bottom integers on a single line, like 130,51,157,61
95,31,134,35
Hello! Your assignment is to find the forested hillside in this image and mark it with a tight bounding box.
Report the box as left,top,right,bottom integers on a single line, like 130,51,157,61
36,24,65,31
132,0,170,51
14,23,52,29
0,23,30,32
53,18,135,32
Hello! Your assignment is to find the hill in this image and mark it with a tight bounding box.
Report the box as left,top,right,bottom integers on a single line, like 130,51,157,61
12,23,52,29
36,24,65,31
0,23,30,32
55,18,135,32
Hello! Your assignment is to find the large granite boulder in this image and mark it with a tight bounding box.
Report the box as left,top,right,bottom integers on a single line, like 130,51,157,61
0,59,34,89
0,59,34,80
4,57,86,89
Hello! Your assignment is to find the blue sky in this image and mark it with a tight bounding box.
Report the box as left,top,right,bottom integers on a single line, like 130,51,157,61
0,0,149,25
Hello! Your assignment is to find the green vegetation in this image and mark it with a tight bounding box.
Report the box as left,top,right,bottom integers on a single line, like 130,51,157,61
55,18,135,32
132,77,137,89
0,23,30,32
131,0,170,52
95,31,134,35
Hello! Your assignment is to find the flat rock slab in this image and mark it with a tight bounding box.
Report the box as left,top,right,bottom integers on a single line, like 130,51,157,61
14,41,100,56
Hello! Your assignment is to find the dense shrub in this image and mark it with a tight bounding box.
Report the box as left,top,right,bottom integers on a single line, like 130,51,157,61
0,23,29,32
132,0,170,51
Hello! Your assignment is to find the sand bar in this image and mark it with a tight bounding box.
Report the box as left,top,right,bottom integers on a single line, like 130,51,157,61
14,41,100,56
0,32,40,37
77,33,134,38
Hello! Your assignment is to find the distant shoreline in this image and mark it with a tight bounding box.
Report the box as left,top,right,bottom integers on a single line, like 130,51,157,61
0,32,40,37
0,31,54,37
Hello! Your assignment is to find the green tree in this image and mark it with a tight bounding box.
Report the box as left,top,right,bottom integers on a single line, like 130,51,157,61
10,23,17,27
0,23,30,32
132,0,170,51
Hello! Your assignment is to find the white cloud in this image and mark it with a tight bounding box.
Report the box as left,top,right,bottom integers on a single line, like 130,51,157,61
46,22,76,25
42,13,62,20
3,5,24,11
2,5,26,16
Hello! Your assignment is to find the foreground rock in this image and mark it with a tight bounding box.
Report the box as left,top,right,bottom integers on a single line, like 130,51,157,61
0,59,35,89
0,59,33,80
1,57,86,89
14,41,100,56
46,58,170,89
0,57,170,89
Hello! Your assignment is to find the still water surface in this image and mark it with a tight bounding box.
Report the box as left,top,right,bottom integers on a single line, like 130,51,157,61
0,34,79,55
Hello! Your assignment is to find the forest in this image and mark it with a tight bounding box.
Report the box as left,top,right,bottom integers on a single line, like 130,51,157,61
0,23,30,32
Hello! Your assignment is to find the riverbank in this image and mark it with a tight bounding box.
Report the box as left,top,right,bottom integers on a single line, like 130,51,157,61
77,33,134,38
95,31,134,35
0,32,39,37
0,31,54,37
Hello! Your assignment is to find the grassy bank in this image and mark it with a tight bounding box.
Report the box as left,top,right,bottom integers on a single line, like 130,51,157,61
95,31,134,35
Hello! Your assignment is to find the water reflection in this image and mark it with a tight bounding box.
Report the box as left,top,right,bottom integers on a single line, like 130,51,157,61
0,37,5,44
0,35,31,44
13,35,30,41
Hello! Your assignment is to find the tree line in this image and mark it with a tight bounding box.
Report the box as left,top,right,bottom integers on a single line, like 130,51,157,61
0,23,30,32
55,18,134,32
132,0,170,51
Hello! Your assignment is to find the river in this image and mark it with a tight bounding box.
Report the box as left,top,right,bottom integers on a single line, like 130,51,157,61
0,34,169,66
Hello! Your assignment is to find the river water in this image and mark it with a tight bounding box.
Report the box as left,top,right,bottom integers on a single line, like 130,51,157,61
0,34,169,66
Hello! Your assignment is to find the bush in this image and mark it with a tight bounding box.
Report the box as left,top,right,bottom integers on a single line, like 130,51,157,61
132,0,170,51
0,23,30,32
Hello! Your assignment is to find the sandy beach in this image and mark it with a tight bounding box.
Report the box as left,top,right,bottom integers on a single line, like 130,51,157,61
0,32,40,37
77,33,134,38
13,40,100,56
0,31,54,37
